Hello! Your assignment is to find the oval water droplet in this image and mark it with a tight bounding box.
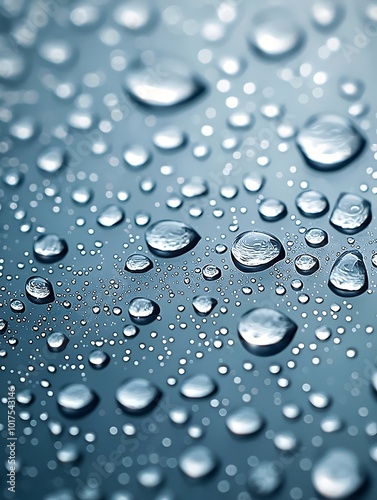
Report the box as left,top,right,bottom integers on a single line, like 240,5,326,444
116,378,161,413
295,190,329,218
47,332,69,352
25,276,54,304
231,231,285,272
249,7,305,60
178,446,217,479
57,384,98,417
192,296,217,316
128,297,160,324
97,205,125,227
312,449,365,499
33,234,68,263
153,126,186,151
123,56,206,110
296,114,365,170
145,220,200,257
226,407,264,436
328,250,368,297
88,350,110,369
238,308,297,356
330,193,371,234
124,254,153,273
180,374,217,399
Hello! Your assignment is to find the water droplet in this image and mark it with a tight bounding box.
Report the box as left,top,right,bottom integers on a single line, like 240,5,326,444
328,250,368,297
71,186,93,205
145,220,201,257
25,276,54,304
137,466,164,488
128,297,160,324
181,178,208,198
124,254,153,273
180,374,217,399
296,114,365,171
0,50,27,84
37,147,67,174
114,0,156,32
97,205,125,227
243,173,265,193
9,117,39,141
295,190,329,218
33,234,68,263
88,350,110,369
311,1,343,30
305,227,328,248
315,325,332,341
153,126,186,151
249,7,305,59
178,445,217,479
231,231,285,272
248,461,284,496
309,391,331,409
339,78,364,101
123,56,206,110
39,39,76,66
273,431,298,451
320,415,343,433
57,384,98,417
123,324,140,338
123,144,151,169
330,193,371,234
312,449,365,499
116,378,161,413
238,308,297,356
294,254,320,275
202,264,221,281
47,332,69,352
258,198,287,221
192,296,217,316
226,407,264,436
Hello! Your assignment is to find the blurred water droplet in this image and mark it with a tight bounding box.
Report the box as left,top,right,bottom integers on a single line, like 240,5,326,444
226,407,264,436
57,384,98,417
178,445,217,479
116,378,161,413
37,147,67,174
305,227,328,248
248,461,284,496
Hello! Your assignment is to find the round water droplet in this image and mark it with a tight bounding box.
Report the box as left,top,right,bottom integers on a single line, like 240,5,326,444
153,126,186,151
258,198,287,222
122,324,140,338
47,332,69,352
295,190,329,218
145,220,201,257
294,254,320,275
248,461,284,496
273,431,298,451
10,299,25,313
39,39,76,66
243,173,265,193
128,297,160,324
330,193,371,234
226,407,264,436
123,144,151,169
178,445,217,479
202,264,221,281
339,78,364,101
309,391,331,409
296,114,365,170
180,374,217,399
249,7,305,60
125,254,153,273
37,147,67,174
312,449,365,499
116,378,161,413
71,186,93,205
305,227,328,248
315,325,332,341
328,250,368,297
25,276,54,304
97,205,125,227
123,56,206,110
231,231,285,272
192,296,217,316
311,1,343,30
57,384,98,417
33,234,68,263
238,308,297,356
114,0,156,32
88,350,110,369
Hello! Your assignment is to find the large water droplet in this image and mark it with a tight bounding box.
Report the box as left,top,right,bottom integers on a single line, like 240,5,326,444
33,234,68,263
57,384,98,417
231,231,285,272
312,449,365,499
328,250,368,297
47,332,69,352
123,56,206,110
192,296,217,316
330,193,371,234
116,378,161,413
88,350,110,369
238,308,297,356
249,7,305,60
305,227,328,248
128,297,160,324
25,276,54,304
178,445,217,479
180,374,217,399
226,407,264,436
145,220,200,257
258,198,287,221
124,254,153,273
37,147,67,174
296,114,365,170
